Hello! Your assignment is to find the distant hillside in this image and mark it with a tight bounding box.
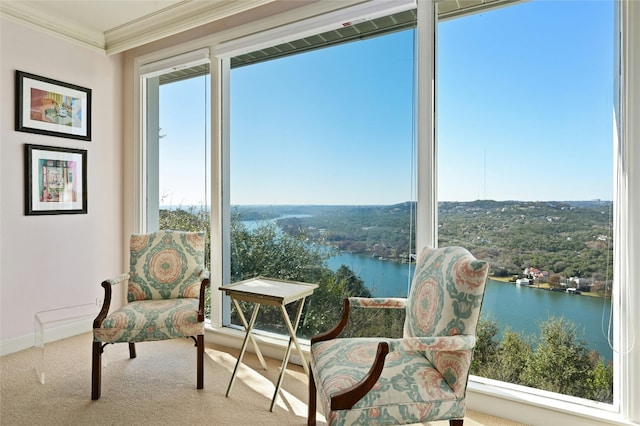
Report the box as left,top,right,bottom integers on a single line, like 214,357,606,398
437,200,612,285
234,201,613,289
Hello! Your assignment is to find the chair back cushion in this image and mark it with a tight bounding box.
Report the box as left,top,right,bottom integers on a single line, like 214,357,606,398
404,246,489,338
127,230,205,301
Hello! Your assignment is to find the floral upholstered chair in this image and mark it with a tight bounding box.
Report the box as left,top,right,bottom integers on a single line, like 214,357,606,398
308,246,489,426
91,230,210,400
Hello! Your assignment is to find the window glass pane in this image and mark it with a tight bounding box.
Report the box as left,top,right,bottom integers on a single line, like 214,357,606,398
145,64,212,315
437,0,614,403
229,28,415,340
158,71,210,214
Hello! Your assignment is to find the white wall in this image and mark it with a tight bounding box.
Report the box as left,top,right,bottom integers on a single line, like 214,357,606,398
0,18,124,355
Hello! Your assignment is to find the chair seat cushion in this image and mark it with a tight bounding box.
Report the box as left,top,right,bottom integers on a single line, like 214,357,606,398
94,298,203,343
311,338,464,426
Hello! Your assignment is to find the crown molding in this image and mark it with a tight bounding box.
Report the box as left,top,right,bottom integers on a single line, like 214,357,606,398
0,2,106,53
104,0,275,55
0,0,276,55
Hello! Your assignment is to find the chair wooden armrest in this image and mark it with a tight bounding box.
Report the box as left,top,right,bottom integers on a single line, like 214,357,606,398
330,341,389,410
311,298,351,344
197,272,210,322
93,274,129,328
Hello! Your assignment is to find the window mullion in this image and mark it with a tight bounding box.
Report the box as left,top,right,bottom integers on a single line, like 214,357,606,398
416,0,437,250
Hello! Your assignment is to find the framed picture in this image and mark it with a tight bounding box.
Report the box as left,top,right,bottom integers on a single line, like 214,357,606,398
15,70,91,141
25,144,87,215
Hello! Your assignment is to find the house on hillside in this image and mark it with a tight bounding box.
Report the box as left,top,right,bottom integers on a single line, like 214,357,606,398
568,276,592,292
524,267,549,280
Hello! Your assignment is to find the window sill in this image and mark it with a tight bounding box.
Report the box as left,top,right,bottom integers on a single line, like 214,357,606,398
467,377,630,426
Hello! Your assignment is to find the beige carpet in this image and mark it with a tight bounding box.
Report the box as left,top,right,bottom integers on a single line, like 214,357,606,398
1,333,524,425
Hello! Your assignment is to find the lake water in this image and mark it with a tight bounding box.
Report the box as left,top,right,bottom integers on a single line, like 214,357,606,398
327,251,614,361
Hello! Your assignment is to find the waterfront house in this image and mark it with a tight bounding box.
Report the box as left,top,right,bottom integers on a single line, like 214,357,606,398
524,267,549,280
570,277,592,288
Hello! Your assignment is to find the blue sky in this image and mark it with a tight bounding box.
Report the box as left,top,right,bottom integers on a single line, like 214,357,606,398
230,25,414,205
159,75,209,207
159,0,614,206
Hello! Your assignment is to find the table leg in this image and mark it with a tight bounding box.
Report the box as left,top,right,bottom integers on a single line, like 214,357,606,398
232,298,268,370
270,297,308,412
287,298,310,376
226,301,261,397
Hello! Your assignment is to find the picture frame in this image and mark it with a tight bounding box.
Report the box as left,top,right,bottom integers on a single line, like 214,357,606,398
15,70,91,141
25,144,87,215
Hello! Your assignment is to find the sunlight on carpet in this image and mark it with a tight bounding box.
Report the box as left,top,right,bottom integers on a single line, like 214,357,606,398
206,347,324,422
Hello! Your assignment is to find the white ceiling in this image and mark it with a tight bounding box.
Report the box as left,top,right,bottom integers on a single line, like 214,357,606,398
0,0,276,55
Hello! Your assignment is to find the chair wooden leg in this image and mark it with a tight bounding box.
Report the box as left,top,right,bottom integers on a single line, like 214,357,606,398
450,420,463,426
308,366,317,425
128,342,137,358
197,334,204,389
91,341,102,400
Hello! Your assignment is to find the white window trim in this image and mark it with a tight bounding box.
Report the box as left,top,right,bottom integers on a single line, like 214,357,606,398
215,0,416,59
131,1,639,424
139,48,210,77
618,2,640,423
416,0,437,250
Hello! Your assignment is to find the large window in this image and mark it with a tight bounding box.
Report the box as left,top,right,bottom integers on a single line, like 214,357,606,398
226,20,416,340
437,0,614,404
137,0,640,423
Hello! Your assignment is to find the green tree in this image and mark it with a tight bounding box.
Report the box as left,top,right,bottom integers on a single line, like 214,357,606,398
334,265,371,298
472,319,500,374
230,217,374,339
521,317,592,397
230,217,327,283
588,357,613,402
492,329,532,384
472,317,612,403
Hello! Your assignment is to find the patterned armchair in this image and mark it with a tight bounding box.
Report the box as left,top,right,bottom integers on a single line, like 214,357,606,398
91,230,210,400
308,246,489,426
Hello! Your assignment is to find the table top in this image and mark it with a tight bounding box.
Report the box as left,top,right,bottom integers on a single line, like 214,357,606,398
219,277,318,306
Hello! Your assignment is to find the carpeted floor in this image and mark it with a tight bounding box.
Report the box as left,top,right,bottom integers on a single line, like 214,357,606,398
0,333,524,425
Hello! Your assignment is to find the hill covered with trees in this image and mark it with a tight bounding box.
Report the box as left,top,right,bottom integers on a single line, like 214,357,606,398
245,200,613,292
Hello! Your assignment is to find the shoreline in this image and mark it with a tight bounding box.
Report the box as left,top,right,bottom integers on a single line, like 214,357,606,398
489,275,609,299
